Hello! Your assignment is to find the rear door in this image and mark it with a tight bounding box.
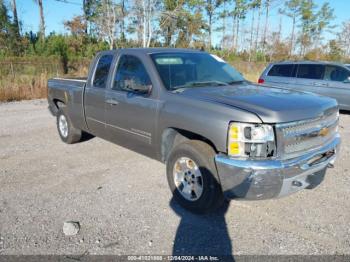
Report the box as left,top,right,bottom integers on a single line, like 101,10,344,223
320,65,350,109
84,53,114,137
295,63,325,94
104,53,158,156
264,64,297,88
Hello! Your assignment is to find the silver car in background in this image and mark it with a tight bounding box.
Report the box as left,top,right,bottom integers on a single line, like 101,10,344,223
259,61,350,110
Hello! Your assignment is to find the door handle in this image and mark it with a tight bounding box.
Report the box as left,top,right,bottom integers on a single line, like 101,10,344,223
106,99,119,105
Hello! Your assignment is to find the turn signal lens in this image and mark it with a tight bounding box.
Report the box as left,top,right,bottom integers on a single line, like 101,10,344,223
229,142,240,155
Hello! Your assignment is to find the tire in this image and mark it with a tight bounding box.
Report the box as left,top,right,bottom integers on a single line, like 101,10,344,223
56,107,82,144
166,140,224,214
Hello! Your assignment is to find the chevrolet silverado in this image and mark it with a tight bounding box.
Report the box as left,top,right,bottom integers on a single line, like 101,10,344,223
48,48,340,213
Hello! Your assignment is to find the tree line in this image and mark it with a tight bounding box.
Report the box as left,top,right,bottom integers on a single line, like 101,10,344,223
1,0,350,63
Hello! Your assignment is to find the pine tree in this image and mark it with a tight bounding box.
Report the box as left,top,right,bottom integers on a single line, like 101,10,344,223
279,0,302,57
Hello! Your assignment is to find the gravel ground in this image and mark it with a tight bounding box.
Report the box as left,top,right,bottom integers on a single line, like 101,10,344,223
0,99,349,256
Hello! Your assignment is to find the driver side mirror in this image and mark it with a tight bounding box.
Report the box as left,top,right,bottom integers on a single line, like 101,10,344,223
123,79,152,94
133,84,152,94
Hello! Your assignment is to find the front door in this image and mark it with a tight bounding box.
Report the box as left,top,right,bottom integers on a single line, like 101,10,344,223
105,54,158,156
84,53,114,137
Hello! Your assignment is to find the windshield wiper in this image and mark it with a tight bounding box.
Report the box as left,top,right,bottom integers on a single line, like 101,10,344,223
171,81,229,91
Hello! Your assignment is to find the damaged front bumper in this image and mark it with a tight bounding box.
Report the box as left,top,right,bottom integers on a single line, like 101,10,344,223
215,135,340,200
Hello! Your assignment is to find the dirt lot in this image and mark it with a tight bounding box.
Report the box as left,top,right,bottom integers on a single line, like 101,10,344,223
0,99,349,256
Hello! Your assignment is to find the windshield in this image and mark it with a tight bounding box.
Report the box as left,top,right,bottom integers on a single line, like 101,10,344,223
346,65,350,70
150,52,244,90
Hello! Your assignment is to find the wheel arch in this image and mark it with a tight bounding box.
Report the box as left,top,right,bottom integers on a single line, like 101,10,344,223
160,127,218,163
53,99,66,108
49,98,66,116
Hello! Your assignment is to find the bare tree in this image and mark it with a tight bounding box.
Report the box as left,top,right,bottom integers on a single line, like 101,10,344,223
120,0,127,42
262,0,269,50
93,0,120,49
11,0,20,36
144,0,159,47
33,0,45,41
142,0,148,47
131,0,159,47
338,21,350,57
217,0,229,49
254,0,262,50
82,0,88,34
248,0,260,61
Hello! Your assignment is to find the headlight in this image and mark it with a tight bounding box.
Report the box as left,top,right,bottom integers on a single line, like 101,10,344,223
228,122,276,158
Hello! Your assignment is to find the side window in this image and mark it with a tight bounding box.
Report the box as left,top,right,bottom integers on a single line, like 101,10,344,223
267,64,296,77
324,65,350,82
113,55,151,91
296,64,325,80
93,54,113,88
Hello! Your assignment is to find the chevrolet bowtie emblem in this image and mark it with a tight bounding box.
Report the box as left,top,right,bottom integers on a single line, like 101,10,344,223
319,127,329,137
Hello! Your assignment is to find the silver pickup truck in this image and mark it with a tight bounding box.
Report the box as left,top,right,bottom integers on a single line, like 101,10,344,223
48,48,340,213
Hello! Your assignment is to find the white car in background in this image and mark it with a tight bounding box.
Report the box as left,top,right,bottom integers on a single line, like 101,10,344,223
259,61,350,111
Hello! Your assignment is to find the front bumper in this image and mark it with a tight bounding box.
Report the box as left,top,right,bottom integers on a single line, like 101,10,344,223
215,135,340,200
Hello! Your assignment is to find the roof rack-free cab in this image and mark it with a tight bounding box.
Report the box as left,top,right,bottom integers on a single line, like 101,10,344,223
48,49,340,213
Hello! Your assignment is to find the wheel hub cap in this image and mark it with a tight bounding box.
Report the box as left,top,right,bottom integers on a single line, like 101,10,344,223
173,157,203,201
59,115,68,138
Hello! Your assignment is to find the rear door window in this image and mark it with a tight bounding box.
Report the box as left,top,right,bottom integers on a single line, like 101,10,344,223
267,64,296,77
296,64,325,80
324,65,350,82
93,54,114,88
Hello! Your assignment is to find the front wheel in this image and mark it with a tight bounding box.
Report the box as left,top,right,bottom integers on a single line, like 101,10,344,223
166,140,224,214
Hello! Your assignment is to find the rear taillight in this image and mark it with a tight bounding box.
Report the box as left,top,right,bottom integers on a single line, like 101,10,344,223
258,78,264,84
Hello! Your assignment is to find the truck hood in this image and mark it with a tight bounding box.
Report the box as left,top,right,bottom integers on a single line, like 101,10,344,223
175,83,338,123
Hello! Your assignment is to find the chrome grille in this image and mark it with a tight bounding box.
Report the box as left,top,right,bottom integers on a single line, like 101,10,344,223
276,109,339,159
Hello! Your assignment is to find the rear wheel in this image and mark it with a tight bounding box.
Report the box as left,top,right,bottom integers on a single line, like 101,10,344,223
166,140,224,214
56,108,82,144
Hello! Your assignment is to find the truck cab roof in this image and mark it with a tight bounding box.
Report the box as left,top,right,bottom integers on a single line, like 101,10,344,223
97,48,203,56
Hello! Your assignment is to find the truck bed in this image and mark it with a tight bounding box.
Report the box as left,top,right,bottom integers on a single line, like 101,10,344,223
47,77,87,129
49,77,87,87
